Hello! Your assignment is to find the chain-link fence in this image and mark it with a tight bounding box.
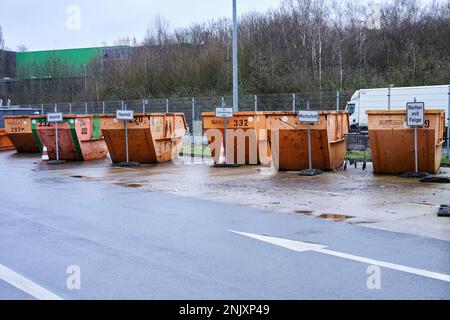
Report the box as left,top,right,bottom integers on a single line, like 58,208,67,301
4,90,353,132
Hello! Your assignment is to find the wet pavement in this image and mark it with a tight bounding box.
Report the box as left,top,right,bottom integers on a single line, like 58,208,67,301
31,152,450,241
0,150,449,299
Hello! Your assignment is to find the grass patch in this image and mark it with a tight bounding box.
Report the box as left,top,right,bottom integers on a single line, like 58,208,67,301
442,156,450,166
180,145,211,157
346,151,372,161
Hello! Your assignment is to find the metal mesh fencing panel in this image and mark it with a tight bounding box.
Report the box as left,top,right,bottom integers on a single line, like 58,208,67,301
8,91,354,119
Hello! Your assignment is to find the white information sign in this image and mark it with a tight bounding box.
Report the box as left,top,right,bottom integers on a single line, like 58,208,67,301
116,110,134,121
299,111,320,123
216,108,234,118
47,113,63,123
406,102,425,127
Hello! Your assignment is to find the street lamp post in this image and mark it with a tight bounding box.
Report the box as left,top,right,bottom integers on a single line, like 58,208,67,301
359,19,365,87
84,64,87,96
232,0,239,112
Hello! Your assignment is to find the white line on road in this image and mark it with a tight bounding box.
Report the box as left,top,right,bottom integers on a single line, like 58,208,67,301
0,264,63,300
230,230,450,283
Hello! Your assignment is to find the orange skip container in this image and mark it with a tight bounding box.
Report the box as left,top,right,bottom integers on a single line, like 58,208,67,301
4,116,40,152
0,128,14,151
367,110,445,174
266,111,349,171
100,113,187,164
202,112,271,165
30,115,108,161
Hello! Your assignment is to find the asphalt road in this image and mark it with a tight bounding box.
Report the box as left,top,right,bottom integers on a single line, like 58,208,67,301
0,151,449,299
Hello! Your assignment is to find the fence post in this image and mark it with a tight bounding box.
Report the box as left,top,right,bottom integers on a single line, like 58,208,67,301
191,98,195,134
121,100,124,111
191,97,195,160
388,87,391,110
336,90,340,111
166,99,169,113
255,95,258,112
41,104,44,115
221,97,225,108
69,103,72,114
85,102,88,114
142,99,145,113
54,104,57,113
292,93,296,112
102,101,105,114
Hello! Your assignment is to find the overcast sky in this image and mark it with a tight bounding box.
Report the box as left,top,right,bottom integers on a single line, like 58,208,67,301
0,0,282,51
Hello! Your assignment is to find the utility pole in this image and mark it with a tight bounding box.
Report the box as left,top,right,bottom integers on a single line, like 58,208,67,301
84,64,87,97
232,0,239,112
359,20,365,87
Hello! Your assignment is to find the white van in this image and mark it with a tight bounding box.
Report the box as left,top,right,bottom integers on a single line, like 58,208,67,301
346,85,449,130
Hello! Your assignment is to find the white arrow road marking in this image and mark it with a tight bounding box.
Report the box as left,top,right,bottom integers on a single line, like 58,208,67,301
231,230,328,252
230,230,450,283
0,264,63,300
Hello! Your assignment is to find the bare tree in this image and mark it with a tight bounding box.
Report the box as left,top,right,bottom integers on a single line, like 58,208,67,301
0,25,5,50
6,0,450,104
16,44,28,52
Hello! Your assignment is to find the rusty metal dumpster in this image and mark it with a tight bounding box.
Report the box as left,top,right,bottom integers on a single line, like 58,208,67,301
266,111,349,171
4,116,40,152
202,112,271,165
0,129,14,151
31,115,108,161
100,113,187,164
367,110,445,174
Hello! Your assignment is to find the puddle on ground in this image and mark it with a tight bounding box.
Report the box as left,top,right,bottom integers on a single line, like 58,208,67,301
114,182,144,188
71,175,86,179
318,214,354,221
293,210,314,216
348,220,376,225
291,211,353,222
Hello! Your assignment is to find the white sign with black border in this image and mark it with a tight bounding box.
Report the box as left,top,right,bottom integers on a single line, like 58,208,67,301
406,102,425,127
216,107,234,118
116,110,134,121
47,113,63,123
299,110,320,123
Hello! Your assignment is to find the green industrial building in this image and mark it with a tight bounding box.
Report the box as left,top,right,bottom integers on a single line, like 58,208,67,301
12,46,131,78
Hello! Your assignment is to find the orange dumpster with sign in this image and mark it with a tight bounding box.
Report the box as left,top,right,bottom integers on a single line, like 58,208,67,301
0,129,14,151
202,112,271,165
100,113,187,164
266,111,349,171
4,116,40,152
30,115,108,161
367,110,445,174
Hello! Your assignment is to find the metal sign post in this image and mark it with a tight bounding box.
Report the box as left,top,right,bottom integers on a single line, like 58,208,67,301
56,121,59,162
116,110,135,166
298,106,321,176
125,120,129,163
406,100,425,175
47,112,64,164
414,126,418,173
447,85,449,159
214,107,238,168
